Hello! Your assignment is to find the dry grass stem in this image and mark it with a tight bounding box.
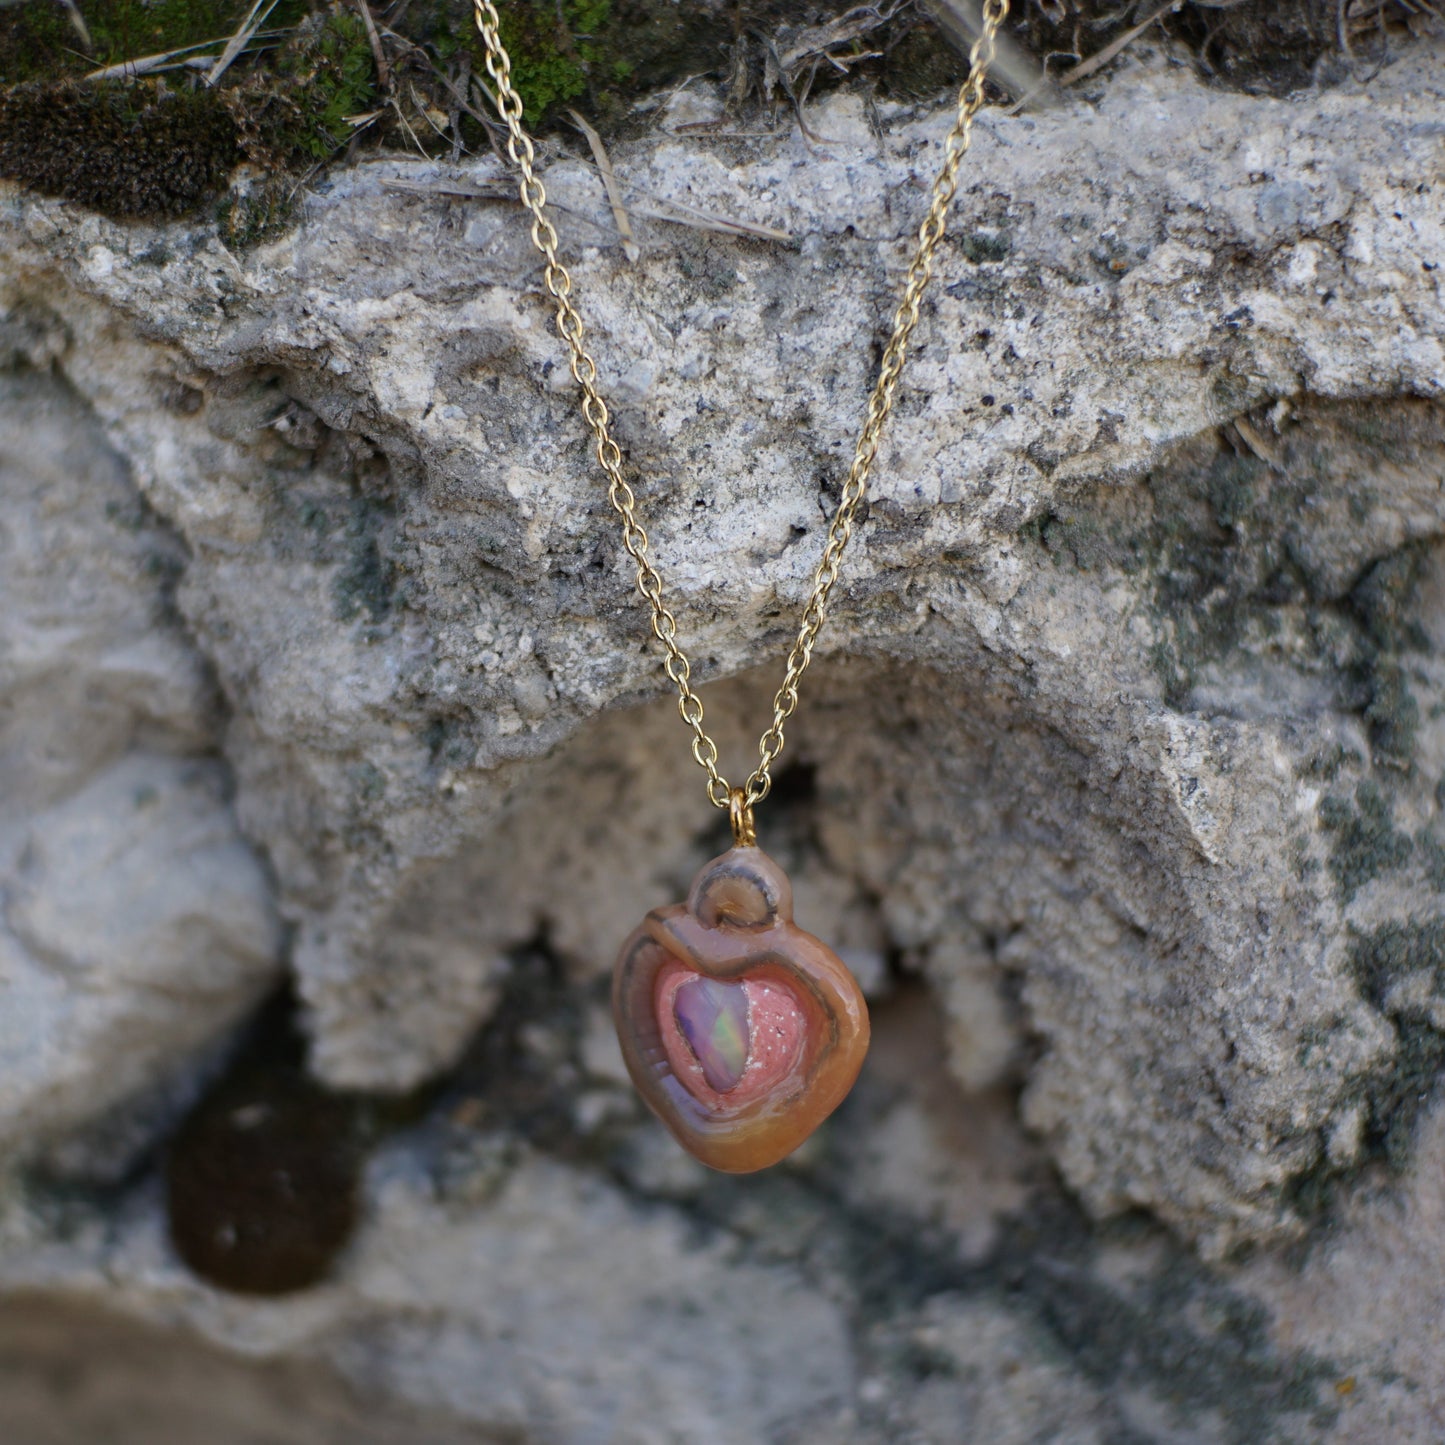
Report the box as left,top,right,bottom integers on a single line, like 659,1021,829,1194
84,48,214,81
627,197,792,243
379,170,791,246
83,31,284,83
205,0,281,87
59,0,91,50
379,174,612,233
568,108,640,262
757,33,825,145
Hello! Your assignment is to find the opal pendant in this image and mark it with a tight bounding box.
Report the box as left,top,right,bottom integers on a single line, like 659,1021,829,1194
612,845,870,1172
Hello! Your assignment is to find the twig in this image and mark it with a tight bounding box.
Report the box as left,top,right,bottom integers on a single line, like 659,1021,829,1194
652,71,704,132
604,172,792,242
379,176,613,233
1338,0,1355,61
379,173,792,244
628,197,792,243
1337,0,1397,79
568,108,639,262
410,84,448,136
79,23,288,83
777,2,906,69
1052,0,1181,88
1231,417,1283,472
669,125,790,137
758,31,825,145
354,0,391,91
468,74,519,166
448,50,470,161
205,0,280,86
380,22,508,161
386,95,427,156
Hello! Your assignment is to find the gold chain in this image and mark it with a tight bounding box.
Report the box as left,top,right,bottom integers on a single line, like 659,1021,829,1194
472,0,1009,822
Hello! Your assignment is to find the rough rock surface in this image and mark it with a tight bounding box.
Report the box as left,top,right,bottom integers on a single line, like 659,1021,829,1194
0,31,1443,1445
0,369,279,1169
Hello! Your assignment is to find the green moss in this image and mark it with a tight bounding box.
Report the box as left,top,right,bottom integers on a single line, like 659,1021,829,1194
0,4,374,219
310,15,377,150
401,0,732,128
447,0,971,130
264,11,378,161
496,0,609,120
0,80,240,219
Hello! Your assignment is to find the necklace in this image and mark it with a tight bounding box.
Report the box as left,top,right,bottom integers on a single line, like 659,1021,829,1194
473,0,1009,1171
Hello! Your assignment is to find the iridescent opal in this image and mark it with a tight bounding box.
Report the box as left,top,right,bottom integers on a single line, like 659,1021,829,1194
674,977,750,1092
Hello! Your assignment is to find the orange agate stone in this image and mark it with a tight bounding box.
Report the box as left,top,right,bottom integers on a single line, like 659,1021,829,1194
612,845,870,1172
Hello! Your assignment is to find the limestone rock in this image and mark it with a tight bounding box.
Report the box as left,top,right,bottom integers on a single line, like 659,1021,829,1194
0,369,280,1167
0,29,1444,1444
0,984,1345,1445
0,43,1442,1247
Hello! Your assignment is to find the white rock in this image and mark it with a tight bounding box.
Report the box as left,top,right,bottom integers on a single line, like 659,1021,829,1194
0,371,279,1166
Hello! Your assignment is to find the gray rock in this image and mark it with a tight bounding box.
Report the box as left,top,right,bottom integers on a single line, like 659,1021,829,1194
0,984,1341,1445
0,32,1444,1445
0,370,279,1167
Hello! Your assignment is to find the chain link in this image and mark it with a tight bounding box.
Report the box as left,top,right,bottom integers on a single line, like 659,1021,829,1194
472,0,1009,813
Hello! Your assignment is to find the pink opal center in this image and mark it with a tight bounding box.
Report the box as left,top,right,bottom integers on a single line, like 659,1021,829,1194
654,964,809,1112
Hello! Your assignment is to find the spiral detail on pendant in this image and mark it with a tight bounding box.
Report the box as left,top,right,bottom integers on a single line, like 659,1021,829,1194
612,845,870,1172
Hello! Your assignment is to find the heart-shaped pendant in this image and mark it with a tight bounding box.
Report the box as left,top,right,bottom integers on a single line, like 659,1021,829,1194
613,845,870,1172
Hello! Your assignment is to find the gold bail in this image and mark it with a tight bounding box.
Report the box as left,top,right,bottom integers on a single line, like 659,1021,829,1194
729,788,757,848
